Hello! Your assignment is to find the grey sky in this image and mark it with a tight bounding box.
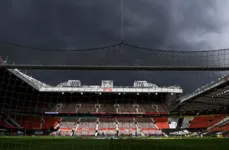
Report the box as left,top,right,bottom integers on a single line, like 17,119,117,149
0,0,229,92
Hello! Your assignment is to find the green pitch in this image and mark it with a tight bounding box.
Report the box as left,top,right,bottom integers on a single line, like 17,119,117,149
0,136,229,150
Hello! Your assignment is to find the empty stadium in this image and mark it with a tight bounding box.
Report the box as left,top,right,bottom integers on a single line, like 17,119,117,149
1,56,229,149
2,0,229,150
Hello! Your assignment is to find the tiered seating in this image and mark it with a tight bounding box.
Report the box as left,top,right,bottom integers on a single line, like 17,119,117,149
80,118,96,129
58,104,76,112
118,118,136,135
15,115,60,130
118,104,136,113
156,104,168,113
5,101,49,112
1,101,168,114
136,118,157,130
78,104,96,113
153,117,169,129
181,117,194,129
16,116,41,129
189,115,226,129
60,117,78,131
24,102,50,112
42,117,60,129
137,104,168,113
99,118,116,129
209,122,229,132
138,104,155,112
76,118,96,136
47,104,61,112
0,98,59,113
98,104,116,113
98,118,116,135
118,118,135,128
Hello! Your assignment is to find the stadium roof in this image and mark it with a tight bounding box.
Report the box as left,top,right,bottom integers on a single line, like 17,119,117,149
174,75,229,112
3,67,183,94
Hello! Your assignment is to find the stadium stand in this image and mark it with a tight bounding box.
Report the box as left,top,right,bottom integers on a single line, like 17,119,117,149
76,118,96,136
135,117,157,135
2,65,229,139
138,104,156,113
118,104,136,113
181,117,194,129
189,115,226,129
153,117,169,129
98,104,116,113
168,118,178,129
60,117,78,131
175,75,229,113
98,117,116,135
78,104,96,113
14,115,60,130
58,104,77,113
117,118,136,135
208,121,229,132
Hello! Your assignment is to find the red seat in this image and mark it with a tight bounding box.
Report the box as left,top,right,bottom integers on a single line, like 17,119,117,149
15,115,60,130
210,122,229,132
189,115,225,129
153,117,169,129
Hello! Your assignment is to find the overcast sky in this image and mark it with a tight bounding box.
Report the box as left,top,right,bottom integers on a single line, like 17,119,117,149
0,0,229,92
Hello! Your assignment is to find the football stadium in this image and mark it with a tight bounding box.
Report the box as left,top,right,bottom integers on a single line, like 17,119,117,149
1,1,229,150
1,53,229,150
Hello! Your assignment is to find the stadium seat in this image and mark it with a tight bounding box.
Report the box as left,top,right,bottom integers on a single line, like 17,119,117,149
98,104,116,113
117,118,136,135
209,122,229,132
15,115,60,130
135,117,157,130
153,117,169,129
118,104,136,113
181,117,194,129
189,115,226,129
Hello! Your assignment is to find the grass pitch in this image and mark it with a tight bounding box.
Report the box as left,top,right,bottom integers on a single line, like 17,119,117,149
0,136,229,150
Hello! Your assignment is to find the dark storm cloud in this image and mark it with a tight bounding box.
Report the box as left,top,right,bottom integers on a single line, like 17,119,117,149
124,0,229,50
0,0,229,92
0,0,120,48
